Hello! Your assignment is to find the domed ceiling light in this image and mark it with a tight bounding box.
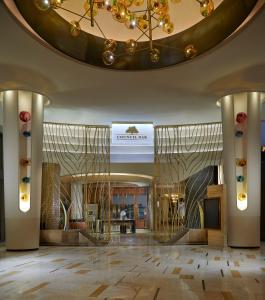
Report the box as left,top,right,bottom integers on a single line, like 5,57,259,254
34,0,215,66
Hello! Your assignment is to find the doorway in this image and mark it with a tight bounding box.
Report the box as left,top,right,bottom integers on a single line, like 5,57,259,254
0,132,4,243
111,184,150,231
261,151,265,241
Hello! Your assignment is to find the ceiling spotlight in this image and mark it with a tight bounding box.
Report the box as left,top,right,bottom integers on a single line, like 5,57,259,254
150,48,160,63
51,0,64,8
44,98,51,106
126,15,137,29
34,0,51,11
70,21,81,37
158,19,164,27
126,39,137,55
102,50,115,65
184,44,197,59
104,39,117,52
198,0,214,17
216,100,221,108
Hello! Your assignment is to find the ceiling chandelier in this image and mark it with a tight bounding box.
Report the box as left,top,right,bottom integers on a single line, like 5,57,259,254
34,0,215,66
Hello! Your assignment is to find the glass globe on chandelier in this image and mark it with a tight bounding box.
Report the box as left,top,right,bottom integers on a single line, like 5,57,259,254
34,0,215,66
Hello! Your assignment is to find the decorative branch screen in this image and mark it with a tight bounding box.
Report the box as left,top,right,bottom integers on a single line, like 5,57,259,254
154,122,222,242
41,121,222,244
41,123,110,241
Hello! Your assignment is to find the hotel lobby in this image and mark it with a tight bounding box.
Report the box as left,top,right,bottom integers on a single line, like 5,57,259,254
0,0,265,299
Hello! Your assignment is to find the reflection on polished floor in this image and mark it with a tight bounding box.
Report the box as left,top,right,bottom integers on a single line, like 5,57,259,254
0,244,265,300
108,231,161,246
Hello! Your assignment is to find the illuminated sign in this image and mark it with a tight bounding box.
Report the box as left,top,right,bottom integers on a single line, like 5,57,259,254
111,123,154,162
112,123,153,145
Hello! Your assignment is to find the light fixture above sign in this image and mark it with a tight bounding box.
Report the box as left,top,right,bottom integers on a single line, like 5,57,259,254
34,0,215,65
9,0,258,70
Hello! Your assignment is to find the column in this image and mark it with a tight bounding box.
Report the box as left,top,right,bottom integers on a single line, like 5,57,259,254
41,163,60,229
221,92,262,247
70,181,83,220
2,90,45,250
148,188,154,230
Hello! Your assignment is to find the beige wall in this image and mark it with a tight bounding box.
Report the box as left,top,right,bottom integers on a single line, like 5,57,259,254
110,163,156,177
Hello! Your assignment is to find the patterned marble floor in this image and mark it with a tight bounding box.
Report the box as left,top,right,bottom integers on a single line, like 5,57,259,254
0,244,265,300
108,232,161,246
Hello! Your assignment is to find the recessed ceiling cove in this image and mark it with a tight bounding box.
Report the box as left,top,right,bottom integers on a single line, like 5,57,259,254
55,0,224,41
9,0,258,70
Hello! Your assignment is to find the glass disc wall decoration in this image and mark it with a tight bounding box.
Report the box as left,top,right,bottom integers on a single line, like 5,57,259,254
18,106,32,213
235,110,248,211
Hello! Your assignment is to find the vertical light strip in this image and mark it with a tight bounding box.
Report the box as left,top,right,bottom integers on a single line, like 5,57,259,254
18,91,32,212
234,94,248,211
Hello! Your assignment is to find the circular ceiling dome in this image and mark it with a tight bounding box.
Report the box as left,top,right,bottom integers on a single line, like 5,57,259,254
5,0,258,70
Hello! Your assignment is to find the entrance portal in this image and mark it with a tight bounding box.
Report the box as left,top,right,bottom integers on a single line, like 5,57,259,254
112,185,150,231
40,122,223,247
